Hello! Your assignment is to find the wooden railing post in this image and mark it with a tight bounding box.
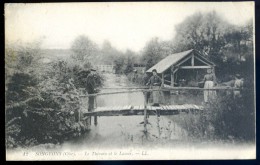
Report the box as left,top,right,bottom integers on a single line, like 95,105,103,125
143,90,148,139
94,95,98,126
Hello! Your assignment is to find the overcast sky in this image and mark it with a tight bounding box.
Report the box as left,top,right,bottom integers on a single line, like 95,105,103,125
5,2,254,52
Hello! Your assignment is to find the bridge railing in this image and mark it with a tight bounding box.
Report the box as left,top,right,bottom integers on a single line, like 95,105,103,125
79,86,243,98
79,86,245,136
79,86,245,114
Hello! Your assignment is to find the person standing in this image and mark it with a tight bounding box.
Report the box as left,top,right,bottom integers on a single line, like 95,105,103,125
233,74,243,98
86,68,98,125
86,68,97,112
203,68,217,103
132,69,138,83
146,69,162,106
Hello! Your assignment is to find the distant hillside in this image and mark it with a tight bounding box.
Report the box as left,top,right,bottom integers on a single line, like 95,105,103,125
40,49,72,60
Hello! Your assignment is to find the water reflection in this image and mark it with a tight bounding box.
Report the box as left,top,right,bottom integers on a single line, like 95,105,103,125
67,73,186,148
97,74,144,107
64,73,254,152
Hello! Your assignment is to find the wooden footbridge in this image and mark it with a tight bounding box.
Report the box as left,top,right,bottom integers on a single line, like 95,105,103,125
84,104,204,117
79,86,239,131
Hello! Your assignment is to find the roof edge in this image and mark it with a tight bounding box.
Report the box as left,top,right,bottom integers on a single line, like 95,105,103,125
146,49,194,73
193,49,216,66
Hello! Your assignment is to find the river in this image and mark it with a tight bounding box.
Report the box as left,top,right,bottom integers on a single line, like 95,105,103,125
60,73,255,158
63,73,187,149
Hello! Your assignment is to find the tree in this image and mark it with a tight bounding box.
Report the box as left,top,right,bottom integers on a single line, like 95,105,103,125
172,11,254,82
141,37,174,70
5,41,98,148
173,11,228,62
71,35,98,62
222,19,253,62
221,19,254,83
100,40,123,65
5,42,48,147
113,55,126,74
124,49,137,74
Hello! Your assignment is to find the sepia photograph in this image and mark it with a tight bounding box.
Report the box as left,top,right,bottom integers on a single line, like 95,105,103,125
5,2,255,160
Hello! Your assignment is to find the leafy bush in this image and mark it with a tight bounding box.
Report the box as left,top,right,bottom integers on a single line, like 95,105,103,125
5,44,104,148
208,89,255,141
5,72,85,147
127,72,150,86
171,89,255,142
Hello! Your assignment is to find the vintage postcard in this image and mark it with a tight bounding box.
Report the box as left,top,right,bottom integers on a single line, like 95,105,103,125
5,2,255,160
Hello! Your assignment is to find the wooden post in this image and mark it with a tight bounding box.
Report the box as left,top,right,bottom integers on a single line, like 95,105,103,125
171,73,174,87
191,53,194,66
171,66,174,87
94,115,97,126
94,95,98,126
171,67,178,87
212,66,216,75
161,73,164,87
78,93,82,122
143,91,148,139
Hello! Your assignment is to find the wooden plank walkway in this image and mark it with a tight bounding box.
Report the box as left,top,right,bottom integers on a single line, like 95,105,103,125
83,104,204,117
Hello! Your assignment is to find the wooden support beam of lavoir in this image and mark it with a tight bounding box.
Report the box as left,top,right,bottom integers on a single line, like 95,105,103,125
191,53,194,66
171,66,174,87
179,66,212,69
161,73,164,86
